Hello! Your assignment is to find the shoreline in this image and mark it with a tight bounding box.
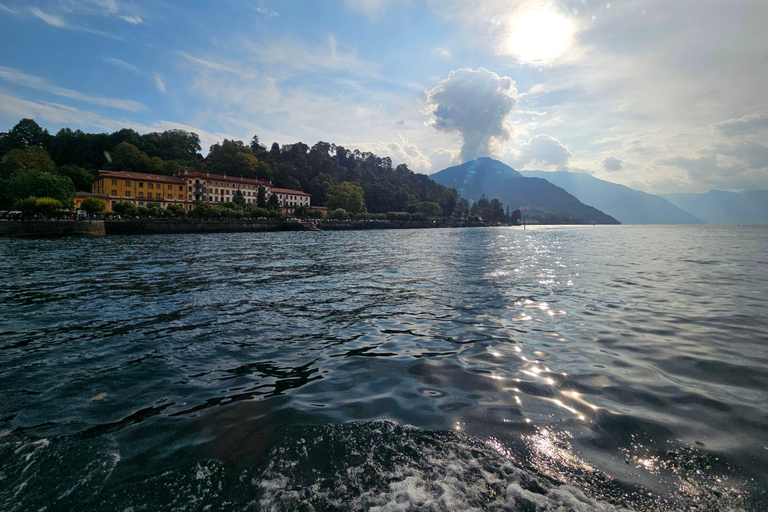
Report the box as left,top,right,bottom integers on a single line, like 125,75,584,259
0,218,505,237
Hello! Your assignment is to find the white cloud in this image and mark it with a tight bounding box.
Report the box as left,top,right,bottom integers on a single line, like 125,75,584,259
29,7,66,27
712,111,768,136
0,65,146,111
425,67,518,162
255,7,278,17
658,140,768,191
121,15,142,24
344,0,409,20
242,34,377,76
432,47,452,59
102,57,142,75
0,92,231,156
509,134,572,169
154,74,166,93
428,148,459,173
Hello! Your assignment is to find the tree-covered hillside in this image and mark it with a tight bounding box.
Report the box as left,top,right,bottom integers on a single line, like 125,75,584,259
0,119,461,217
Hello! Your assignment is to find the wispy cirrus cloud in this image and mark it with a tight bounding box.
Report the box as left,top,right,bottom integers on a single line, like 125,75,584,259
154,74,166,93
255,6,278,17
29,7,66,27
27,5,121,38
102,57,142,75
0,65,146,111
0,91,230,152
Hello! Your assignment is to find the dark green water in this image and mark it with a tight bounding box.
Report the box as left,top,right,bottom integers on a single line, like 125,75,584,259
1,225,767,511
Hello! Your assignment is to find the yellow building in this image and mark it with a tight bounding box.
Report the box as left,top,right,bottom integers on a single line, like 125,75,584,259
92,170,189,211
91,169,312,214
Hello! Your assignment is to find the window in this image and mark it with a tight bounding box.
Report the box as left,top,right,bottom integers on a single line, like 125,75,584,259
148,183,154,189
111,190,117,196
125,191,131,197
139,192,144,198
126,181,131,186
112,179,117,185
179,185,184,191
168,185,173,190
167,194,172,199
179,195,184,200
139,182,144,188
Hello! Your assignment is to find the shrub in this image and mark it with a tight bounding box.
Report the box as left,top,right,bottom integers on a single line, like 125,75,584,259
80,197,106,215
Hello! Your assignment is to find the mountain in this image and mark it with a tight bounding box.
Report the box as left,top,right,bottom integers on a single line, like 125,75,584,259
432,157,619,224
661,190,768,225
519,170,703,225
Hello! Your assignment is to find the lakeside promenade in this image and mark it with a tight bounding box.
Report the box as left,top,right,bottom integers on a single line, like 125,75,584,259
0,218,494,237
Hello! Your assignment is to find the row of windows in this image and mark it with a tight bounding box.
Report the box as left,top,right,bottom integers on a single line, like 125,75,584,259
207,181,257,189
109,179,183,191
110,191,183,200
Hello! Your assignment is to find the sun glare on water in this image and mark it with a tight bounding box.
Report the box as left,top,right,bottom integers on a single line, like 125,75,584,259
509,10,574,63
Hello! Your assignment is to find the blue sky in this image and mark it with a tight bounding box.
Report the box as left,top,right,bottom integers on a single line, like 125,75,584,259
1,0,766,194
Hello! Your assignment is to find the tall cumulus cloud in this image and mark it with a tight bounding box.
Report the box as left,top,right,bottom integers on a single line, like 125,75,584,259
425,68,518,163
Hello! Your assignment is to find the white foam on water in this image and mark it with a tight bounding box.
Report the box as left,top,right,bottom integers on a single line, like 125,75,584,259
254,420,751,512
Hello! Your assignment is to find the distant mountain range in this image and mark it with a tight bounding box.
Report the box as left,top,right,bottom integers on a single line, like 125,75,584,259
432,157,768,225
662,190,768,225
519,170,703,225
431,157,619,224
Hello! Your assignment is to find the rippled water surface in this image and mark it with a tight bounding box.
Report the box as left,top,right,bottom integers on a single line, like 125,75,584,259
1,225,767,511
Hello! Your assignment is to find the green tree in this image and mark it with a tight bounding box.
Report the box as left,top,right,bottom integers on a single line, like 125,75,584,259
325,181,365,214
4,146,55,173
189,203,214,219
250,134,265,152
109,142,150,174
7,119,49,149
233,189,246,207
167,204,186,217
12,196,63,217
327,208,348,220
13,197,40,216
266,192,280,211
294,205,308,218
6,170,75,206
35,197,63,217
80,197,106,215
207,139,271,179
112,201,139,217
257,186,267,208
418,201,442,217
248,206,269,219
56,165,96,192
146,202,163,217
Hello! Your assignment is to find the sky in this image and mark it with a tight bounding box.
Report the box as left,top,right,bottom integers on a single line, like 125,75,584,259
0,0,766,194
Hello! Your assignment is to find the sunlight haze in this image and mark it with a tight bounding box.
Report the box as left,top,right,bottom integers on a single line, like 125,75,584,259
0,0,766,194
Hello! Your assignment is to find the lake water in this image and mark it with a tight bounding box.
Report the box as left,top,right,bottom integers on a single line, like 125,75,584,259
1,225,767,511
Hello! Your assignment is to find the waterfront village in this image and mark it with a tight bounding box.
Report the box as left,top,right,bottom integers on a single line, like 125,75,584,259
83,169,312,216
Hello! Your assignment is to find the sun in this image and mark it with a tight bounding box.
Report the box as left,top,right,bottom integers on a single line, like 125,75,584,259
509,10,574,63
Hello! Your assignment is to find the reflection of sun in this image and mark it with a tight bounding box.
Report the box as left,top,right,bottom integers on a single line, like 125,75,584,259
509,10,573,63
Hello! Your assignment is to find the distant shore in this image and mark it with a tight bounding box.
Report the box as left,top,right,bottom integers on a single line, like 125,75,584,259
0,218,502,237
